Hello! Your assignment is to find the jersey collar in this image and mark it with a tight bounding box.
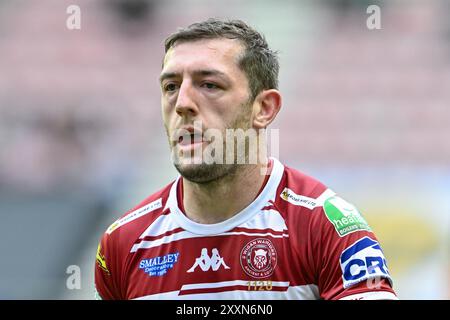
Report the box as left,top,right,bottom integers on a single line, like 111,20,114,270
166,157,284,235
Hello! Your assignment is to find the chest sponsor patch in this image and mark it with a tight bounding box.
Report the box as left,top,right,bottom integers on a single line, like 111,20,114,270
139,252,180,277
323,196,371,237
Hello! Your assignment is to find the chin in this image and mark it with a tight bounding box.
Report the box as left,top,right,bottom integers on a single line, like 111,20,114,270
174,161,236,184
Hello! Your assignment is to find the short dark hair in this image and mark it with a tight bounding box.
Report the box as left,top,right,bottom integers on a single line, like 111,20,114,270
164,18,279,101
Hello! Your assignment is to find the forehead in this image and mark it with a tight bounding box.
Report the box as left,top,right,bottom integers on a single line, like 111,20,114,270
162,38,245,78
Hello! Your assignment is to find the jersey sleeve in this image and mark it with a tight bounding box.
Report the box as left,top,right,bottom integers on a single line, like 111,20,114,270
94,231,123,300
312,195,397,300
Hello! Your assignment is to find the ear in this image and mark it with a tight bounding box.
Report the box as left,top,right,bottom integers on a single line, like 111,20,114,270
252,89,282,129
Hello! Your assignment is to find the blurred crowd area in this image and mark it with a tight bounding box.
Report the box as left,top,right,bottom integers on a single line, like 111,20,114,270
0,0,449,195
0,0,449,299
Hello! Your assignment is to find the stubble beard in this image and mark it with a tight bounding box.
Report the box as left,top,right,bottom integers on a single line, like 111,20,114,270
167,102,253,185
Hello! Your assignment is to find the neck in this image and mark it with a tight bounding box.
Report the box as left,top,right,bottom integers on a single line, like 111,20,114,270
182,159,270,224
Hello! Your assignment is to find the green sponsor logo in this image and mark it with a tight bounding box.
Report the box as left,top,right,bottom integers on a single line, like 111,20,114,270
323,196,371,237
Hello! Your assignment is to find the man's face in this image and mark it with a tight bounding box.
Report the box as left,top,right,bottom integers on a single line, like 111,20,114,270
160,38,254,183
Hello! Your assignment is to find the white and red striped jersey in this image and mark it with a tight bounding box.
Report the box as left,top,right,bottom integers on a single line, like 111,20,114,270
95,158,396,300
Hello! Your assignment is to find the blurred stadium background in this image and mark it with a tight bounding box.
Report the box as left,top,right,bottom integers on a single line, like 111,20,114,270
0,0,448,299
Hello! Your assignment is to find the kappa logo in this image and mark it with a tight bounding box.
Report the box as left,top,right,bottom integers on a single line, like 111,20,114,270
187,248,230,273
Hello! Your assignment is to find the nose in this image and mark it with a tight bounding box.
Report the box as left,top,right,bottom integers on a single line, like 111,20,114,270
175,81,198,117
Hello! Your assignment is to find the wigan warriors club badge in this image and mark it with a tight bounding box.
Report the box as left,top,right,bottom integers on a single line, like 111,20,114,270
240,238,277,278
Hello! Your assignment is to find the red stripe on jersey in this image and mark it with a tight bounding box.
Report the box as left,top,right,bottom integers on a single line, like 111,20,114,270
161,208,171,216
135,227,185,244
230,227,288,236
261,204,277,211
179,284,288,296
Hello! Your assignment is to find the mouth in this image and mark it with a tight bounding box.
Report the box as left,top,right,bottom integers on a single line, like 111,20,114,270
178,132,205,146
173,126,206,148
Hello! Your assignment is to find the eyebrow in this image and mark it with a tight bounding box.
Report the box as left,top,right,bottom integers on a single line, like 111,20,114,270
159,69,230,84
159,72,179,84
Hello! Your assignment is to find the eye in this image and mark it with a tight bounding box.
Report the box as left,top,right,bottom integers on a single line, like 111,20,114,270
163,83,178,92
201,82,219,90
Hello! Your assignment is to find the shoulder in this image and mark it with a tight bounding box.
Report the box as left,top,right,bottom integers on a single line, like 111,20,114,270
273,164,335,226
275,163,373,238
102,180,175,247
95,180,176,299
275,162,395,299
277,164,334,209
